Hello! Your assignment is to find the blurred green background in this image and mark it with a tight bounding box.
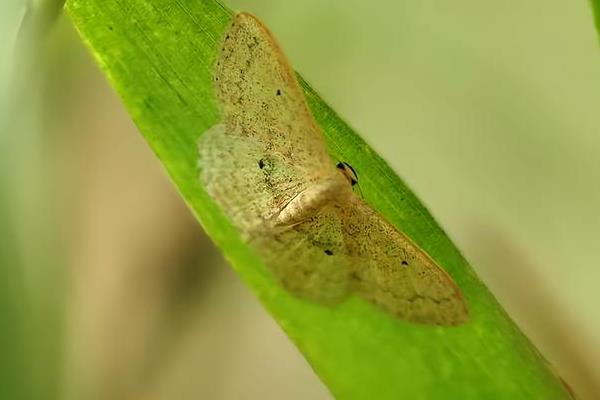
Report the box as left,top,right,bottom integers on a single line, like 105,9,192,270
1,0,599,399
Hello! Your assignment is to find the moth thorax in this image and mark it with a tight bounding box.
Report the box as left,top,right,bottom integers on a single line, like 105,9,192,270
274,174,351,227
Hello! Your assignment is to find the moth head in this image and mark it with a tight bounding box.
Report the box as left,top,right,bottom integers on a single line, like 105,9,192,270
336,161,358,186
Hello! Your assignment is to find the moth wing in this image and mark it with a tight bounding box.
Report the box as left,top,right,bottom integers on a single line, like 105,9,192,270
342,198,469,325
215,12,333,179
250,206,352,304
198,123,307,232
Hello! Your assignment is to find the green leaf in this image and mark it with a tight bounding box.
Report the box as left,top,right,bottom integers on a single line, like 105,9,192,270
66,0,573,398
0,196,30,400
0,2,65,400
591,0,600,42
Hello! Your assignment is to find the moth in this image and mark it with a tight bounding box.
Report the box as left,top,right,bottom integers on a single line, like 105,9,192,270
198,12,469,325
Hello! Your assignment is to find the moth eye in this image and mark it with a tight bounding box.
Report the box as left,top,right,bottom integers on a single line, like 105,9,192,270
276,89,281,96
258,159,266,169
324,249,333,256
401,260,409,267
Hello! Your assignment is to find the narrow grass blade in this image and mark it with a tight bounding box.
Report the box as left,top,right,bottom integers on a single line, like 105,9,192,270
66,1,573,398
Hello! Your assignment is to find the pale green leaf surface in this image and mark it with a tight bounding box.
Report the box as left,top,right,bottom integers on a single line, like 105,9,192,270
66,0,572,398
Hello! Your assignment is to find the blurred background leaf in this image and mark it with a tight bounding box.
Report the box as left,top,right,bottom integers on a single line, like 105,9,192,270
2,0,599,399
1,1,67,399
590,0,600,41
0,2,28,398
